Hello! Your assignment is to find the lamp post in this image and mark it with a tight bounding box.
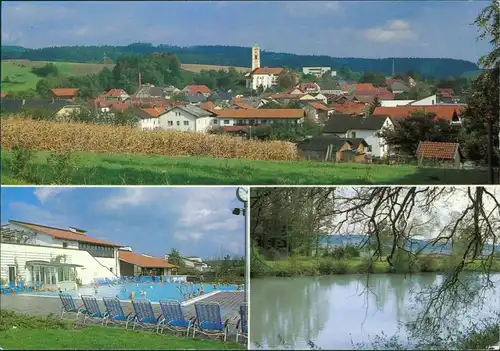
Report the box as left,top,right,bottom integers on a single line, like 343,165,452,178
233,187,248,300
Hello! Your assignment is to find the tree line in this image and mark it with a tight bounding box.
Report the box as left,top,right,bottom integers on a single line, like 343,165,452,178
1,42,480,78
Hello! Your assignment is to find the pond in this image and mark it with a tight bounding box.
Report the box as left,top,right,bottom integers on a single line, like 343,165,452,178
250,273,500,349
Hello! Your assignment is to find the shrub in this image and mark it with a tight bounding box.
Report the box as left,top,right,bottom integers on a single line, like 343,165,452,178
0,310,69,332
344,245,361,259
47,150,75,184
10,146,36,182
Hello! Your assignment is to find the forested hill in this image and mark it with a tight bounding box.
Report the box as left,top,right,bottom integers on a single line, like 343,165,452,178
1,43,479,78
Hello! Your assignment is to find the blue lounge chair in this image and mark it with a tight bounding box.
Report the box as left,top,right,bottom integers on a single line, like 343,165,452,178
236,303,248,342
8,282,22,293
0,286,11,294
193,301,229,341
131,298,162,331
81,295,107,324
103,297,135,328
158,300,194,336
59,293,85,320
17,282,33,292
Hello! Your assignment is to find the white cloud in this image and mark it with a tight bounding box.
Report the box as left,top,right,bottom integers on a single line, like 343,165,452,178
100,188,149,210
34,187,73,204
364,19,418,43
174,231,204,242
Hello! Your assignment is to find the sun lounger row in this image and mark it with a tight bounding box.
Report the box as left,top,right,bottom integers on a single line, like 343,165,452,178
1,281,34,294
59,293,247,342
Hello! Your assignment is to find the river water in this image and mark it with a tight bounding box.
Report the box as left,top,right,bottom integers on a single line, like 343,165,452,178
250,273,500,350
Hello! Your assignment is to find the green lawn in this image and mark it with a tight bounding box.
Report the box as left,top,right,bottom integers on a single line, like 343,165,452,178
1,60,112,92
0,149,493,185
0,324,242,350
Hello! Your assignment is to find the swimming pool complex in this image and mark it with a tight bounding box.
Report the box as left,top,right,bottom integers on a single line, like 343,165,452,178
27,282,241,303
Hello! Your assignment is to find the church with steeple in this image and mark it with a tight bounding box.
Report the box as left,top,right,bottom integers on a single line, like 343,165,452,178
245,43,284,91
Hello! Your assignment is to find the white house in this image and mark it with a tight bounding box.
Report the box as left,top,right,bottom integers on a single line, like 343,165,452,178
302,67,336,77
246,67,284,91
323,114,394,158
1,220,122,290
299,93,328,105
212,108,305,127
380,100,416,107
409,95,438,106
158,105,215,132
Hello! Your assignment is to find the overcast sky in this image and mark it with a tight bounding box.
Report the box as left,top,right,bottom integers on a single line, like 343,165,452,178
1,187,246,258
1,1,492,62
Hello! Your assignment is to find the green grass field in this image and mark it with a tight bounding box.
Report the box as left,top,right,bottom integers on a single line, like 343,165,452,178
0,149,493,185
0,310,243,350
1,60,249,93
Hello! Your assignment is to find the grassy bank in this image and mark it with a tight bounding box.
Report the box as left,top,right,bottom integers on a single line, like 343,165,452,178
1,149,491,185
251,256,500,277
0,310,243,350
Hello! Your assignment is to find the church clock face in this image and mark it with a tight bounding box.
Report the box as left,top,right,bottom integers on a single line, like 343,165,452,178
236,187,248,203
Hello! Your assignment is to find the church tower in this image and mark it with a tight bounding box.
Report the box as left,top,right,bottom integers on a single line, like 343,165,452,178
251,43,260,71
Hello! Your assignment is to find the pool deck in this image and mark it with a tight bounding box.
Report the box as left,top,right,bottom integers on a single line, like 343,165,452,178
1,291,247,342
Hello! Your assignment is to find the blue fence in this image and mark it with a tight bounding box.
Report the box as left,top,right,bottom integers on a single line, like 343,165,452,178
93,275,188,285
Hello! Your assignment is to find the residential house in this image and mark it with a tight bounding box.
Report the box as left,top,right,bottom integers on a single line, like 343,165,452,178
0,99,83,119
439,88,455,102
340,83,377,95
101,89,130,102
1,220,122,288
303,101,333,122
323,114,394,158
184,94,208,104
210,91,234,105
286,87,306,95
182,85,213,97
297,136,354,162
416,141,463,168
135,84,168,99
269,93,304,105
297,82,321,94
200,101,218,112
212,108,305,127
334,102,368,116
389,81,410,94
50,88,79,101
245,67,284,90
299,93,328,105
409,95,438,106
372,105,463,124
184,257,210,272
380,94,438,107
158,105,216,132
319,81,343,96
302,67,335,77
118,250,177,277
135,106,166,130
163,86,181,98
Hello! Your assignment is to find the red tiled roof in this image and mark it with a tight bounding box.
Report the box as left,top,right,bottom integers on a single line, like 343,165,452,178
51,88,79,97
372,106,463,121
11,220,121,247
214,108,305,119
335,103,367,115
119,251,177,269
252,67,284,75
104,89,128,97
185,85,212,94
200,101,216,111
416,142,460,159
298,82,319,91
308,102,330,111
141,107,166,118
341,83,378,92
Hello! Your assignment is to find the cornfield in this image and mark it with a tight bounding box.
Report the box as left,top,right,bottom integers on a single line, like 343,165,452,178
1,118,299,161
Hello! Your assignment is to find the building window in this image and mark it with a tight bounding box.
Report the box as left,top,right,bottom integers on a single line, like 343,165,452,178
351,131,356,138
168,121,173,126
224,120,230,125
213,119,218,124
368,145,372,152
63,242,68,248
183,121,189,126
176,121,180,126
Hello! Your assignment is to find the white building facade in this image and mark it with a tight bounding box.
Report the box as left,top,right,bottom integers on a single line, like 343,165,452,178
1,221,121,290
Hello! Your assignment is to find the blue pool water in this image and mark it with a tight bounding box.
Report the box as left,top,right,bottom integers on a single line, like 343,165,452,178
30,282,240,303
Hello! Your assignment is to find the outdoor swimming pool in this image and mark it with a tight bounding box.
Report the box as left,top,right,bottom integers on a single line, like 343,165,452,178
26,282,241,303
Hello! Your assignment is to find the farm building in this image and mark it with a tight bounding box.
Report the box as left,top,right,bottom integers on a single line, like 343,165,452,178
416,141,464,168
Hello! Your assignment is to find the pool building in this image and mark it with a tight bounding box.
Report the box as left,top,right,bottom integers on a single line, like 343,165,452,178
0,219,179,290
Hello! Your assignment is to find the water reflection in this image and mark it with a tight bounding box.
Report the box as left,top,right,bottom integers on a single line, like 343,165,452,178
250,274,500,350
